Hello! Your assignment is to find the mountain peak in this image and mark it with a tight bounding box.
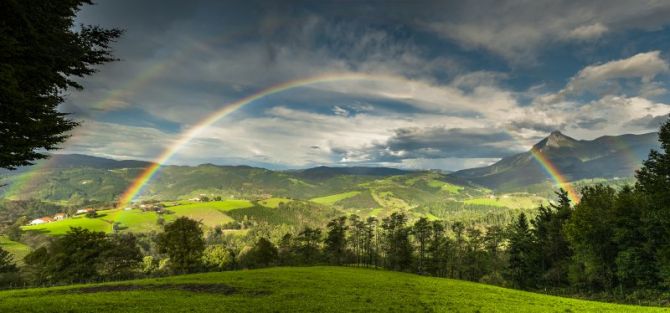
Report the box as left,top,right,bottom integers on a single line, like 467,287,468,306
549,130,564,137
534,130,578,150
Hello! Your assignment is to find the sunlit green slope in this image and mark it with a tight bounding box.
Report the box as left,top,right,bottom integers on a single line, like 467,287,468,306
0,266,663,313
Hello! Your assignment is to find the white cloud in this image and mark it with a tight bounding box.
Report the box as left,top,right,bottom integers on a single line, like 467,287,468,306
62,121,174,161
423,1,670,64
567,23,608,40
567,51,668,91
332,105,349,117
537,51,670,104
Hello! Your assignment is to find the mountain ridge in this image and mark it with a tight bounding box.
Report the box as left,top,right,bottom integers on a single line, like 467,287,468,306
449,131,658,190
0,131,660,202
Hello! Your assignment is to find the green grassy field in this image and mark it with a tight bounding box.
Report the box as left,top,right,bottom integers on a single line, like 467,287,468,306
166,200,253,212
464,195,545,209
0,266,663,312
22,200,255,234
166,200,252,227
311,191,361,205
426,179,463,193
114,210,162,233
0,235,30,264
258,197,291,208
22,213,114,235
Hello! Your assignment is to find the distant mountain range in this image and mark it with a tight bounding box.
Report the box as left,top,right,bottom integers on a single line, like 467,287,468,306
0,131,660,202
450,131,658,190
292,166,410,180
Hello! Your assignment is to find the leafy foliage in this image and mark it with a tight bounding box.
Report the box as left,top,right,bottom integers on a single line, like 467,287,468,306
156,217,205,274
0,0,121,169
23,227,141,284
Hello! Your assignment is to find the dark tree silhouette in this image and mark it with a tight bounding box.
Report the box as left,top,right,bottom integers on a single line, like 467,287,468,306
156,217,205,273
413,217,431,273
324,216,348,265
0,247,17,274
532,189,572,287
0,0,122,169
243,238,278,268
506,213,536,289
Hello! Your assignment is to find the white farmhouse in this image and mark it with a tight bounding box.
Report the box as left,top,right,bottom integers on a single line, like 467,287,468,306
29,217,54,225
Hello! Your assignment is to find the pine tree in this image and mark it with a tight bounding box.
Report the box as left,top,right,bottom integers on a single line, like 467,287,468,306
381,213,412,271
413,217,431,273
636,116,670,286
532,189,572,287
506,213,536,289
324,216,348,265
1,1,122,169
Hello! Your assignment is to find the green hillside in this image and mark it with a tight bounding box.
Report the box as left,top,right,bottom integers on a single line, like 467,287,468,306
311,191,361,205
0,266,662,312
257,197,292,208
0,235,30,264
21,200,254,235
4,155,639,233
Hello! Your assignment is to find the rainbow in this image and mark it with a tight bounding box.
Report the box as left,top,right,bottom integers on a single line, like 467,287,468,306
4,35,242,197
116,72,406,208
2,159,51,199
2,72,585,208
116,72,586,207
529,147,580,203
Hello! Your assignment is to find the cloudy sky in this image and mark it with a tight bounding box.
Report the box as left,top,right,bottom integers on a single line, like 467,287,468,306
61,0,670,170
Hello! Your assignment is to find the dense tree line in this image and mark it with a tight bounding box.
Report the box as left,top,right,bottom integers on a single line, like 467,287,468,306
505,118,670,304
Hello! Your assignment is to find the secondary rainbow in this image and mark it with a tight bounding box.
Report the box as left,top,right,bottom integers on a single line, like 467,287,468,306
529,147,581,203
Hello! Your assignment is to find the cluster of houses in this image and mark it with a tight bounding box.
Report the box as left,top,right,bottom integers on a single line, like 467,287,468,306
28,208,96,226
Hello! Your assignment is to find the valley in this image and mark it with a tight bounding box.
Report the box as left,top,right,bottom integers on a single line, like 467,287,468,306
0,131,655,239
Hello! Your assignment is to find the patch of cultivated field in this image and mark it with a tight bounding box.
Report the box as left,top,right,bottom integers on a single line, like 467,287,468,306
22,214,113,235
426,179,463,193
164,200,253,227
114,210,162,233
258,197,291,208
22,200,255,234
166,200,253,212
0,266,663,312
464,195,544,209
311,191,361,205
0,235,30,264
371,191,411,210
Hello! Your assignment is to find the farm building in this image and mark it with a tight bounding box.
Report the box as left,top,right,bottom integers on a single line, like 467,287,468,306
29,217,54,225
53,213,66,221
75,208,96,215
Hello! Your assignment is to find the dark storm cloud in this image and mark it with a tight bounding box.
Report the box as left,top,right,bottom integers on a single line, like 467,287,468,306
626,114,670,129
341,127,521,162
507,120,564,133
57,1,670,169
576,117,608,130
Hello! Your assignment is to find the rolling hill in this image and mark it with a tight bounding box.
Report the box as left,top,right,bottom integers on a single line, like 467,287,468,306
292,166,410,180
0,131,659,222
0,266,663,312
